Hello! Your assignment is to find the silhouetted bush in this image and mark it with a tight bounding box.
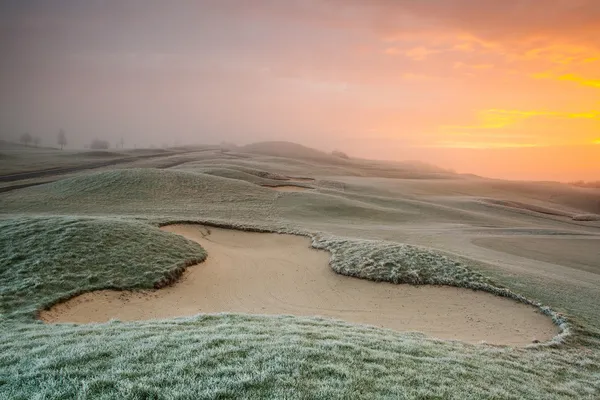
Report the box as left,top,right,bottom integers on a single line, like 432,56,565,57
90,139,110,149
19,133,32,146
331,150,350,159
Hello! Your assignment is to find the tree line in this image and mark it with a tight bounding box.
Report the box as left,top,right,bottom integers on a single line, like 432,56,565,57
19,129,67,149
17,130,126,150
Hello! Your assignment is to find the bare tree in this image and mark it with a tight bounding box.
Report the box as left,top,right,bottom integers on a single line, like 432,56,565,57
33,137,41,147
20,133,32,146
57,129,67,150
119,137,125,149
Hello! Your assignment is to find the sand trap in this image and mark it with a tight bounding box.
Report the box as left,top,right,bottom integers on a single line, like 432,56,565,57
262,185,311,192
40,224,557,346
287,176,315,182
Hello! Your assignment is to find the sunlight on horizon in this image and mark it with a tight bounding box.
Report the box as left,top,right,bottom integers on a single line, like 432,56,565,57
0,1,598,180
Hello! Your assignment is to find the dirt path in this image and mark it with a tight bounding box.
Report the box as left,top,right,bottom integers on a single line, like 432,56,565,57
40,224,558,346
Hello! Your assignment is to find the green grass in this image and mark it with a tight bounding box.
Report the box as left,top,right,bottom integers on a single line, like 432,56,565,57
0,216,206,321
175,166,296,187
0,146,175,176
1,161,600,399
2,315,598,400
173,162,291,181
318,235,499,286
0,169,277,221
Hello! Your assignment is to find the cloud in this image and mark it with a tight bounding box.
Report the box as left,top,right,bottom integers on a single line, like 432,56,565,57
438,108,600,147
453,62,494,70
443,108,600,131
557,74,600,88
403,46,438,61
317,1,600,70
532,70,600,88
0,0,599,161
341,0,600,44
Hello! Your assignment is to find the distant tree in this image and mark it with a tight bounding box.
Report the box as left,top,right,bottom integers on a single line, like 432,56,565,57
33,137,41,147
90,139,110,149
20,133,32,146
331,150,350,159
119,137,125,149
57,129,67,150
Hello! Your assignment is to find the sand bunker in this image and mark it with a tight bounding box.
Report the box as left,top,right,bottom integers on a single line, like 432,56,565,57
40,224,557,346
287,176,315,182
262,185,311,192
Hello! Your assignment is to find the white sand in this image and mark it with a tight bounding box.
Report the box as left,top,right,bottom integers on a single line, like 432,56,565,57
40,224,558,346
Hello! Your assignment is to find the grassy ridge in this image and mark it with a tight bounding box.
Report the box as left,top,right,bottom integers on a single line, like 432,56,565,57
0,216,206,321
173,162,291,181
0,169,276,219
175,166,299,187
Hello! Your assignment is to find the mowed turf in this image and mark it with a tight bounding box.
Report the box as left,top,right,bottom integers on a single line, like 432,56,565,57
473,237,600,274
0,216,206,321
1,145,600,399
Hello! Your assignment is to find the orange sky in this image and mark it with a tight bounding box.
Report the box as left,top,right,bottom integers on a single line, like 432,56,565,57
0,1,599,181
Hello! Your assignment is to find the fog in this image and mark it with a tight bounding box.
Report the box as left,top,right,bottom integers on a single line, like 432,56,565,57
1,1,599,181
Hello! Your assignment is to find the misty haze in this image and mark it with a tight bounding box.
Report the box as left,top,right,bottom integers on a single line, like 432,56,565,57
1,2,600,399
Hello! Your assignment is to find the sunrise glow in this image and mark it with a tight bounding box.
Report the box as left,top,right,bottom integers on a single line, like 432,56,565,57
0,1,599,180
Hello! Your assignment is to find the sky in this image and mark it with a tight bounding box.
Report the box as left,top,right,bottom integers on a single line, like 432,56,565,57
1,0,599,181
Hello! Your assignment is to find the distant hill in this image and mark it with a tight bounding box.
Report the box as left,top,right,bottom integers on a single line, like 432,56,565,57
0,139,57,151
570,181,600,189
239,141,335,161
238,141,457,179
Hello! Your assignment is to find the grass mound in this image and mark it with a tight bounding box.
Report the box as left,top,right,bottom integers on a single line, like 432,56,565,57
0,168,275,216
240,141,339,162
0,216,206,321
174,162,290,180
175,166,290,186
315,236,495,286
274,191,412,223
